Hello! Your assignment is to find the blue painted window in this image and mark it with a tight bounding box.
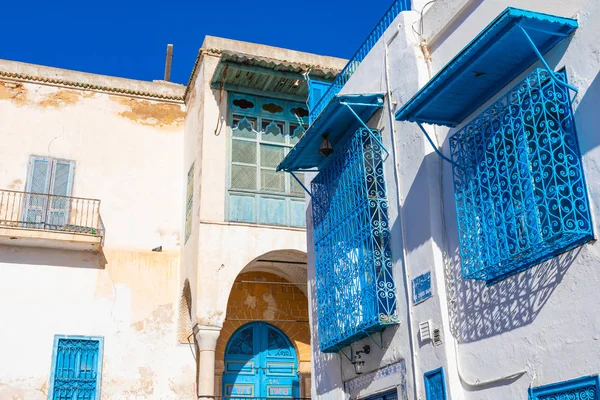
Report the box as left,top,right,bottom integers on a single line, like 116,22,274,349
424,368,447,400
529,375,599,399
450,68,593,283
25,156,75,229
48,335,104,400
227,93,308,227
365,389,398,400
312,127,397,353
184,162,194,243
307,79,332,125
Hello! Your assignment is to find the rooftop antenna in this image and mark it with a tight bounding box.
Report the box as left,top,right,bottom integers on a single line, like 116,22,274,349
164,44,173,81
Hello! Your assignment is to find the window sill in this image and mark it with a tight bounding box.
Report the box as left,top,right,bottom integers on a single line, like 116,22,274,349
200,219,306,232
0,226,103,252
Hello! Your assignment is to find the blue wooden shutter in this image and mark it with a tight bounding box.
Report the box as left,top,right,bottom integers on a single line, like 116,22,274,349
424,368,448,400
48,160,75,228
24,157,52,226
308,79,332,124
50,336,103,400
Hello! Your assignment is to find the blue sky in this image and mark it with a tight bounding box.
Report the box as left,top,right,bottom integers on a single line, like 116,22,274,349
1,0,394,84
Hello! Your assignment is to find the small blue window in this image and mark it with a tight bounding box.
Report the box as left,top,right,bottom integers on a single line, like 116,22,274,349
450,68,593,283
49,335,104,400
529,375,599,399
424,367,447,400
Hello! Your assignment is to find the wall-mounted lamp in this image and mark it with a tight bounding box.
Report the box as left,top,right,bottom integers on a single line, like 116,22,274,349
318,133,333,157
351,345,370,375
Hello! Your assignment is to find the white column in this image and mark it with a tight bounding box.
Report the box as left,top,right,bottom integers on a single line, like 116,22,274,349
195,326,221,398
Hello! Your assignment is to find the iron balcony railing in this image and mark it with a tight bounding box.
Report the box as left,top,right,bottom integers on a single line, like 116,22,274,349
309,0,411,122
0,189,105,239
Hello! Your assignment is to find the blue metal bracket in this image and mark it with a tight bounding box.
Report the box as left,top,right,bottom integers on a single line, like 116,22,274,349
518,24,579,96
340,101,390,161
339,347,353,362
290,171,316,201
365,331,384,350
416,122,456,165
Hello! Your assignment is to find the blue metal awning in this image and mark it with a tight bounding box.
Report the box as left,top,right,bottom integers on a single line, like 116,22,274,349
394,7,578,127
277,93,384,172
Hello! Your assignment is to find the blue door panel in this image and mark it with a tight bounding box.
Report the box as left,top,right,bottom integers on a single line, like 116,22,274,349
424,368,448,400
223,322,298,398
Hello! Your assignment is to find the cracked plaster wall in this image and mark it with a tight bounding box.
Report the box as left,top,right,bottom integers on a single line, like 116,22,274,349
0,77,194,399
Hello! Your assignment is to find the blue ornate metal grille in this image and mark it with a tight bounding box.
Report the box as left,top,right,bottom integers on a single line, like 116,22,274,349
529,375,599,400
49,336,103,400
309,0,411,122
312,128,397,353
449,68,593,283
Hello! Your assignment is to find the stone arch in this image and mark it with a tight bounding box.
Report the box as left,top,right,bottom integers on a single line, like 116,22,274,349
214,250,311,396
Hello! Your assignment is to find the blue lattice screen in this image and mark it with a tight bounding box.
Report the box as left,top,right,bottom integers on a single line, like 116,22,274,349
51,337,101,400
450,68,593,283
312,128,397,353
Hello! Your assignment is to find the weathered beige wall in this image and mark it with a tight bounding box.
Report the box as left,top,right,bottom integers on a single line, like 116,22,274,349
0,62,194,399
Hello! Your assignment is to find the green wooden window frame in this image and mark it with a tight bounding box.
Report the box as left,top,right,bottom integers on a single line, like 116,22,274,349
227,93,308,227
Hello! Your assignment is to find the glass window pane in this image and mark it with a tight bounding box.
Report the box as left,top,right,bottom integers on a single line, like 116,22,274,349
261,169,285,193
231,165,257,190
232,140,257,164
290,172,305,197
233,116,257,139
260,145,284,168
290,124,306,145
261,120,286,143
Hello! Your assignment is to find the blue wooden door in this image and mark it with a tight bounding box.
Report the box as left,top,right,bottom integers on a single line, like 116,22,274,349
223,322,298,398
424,368,448,400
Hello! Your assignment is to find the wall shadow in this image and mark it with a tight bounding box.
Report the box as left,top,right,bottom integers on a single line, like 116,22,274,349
444,246,580,343
574,71,600,155
0,244,105,269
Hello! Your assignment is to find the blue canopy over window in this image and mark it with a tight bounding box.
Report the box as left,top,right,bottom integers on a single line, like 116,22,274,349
394,7,578,127
276,93,384,172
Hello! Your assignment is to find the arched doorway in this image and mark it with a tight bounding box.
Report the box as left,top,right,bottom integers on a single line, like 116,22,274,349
223,322,298,398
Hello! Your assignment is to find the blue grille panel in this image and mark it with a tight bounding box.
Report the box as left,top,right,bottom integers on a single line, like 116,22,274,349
50,337,102,400
449,68,593,283
312,128,397,353
529,375,600,400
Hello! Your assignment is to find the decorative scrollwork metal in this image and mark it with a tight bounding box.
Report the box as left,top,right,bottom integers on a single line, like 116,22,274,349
449,68,593,283
312,128,398,353
226,326,254,356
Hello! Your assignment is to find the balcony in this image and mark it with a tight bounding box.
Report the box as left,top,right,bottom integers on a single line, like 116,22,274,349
309,0,411,123
0,189,104,252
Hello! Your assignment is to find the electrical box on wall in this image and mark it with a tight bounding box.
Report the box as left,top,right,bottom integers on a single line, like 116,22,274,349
419,320,432,342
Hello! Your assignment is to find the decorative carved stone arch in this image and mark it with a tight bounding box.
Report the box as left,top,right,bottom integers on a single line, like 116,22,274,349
178,279,194,344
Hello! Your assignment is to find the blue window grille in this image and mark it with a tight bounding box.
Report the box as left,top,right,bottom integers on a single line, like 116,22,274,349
449,68,593,283
424,368,447,400
529,375,599,399
312,127,397,353
227,93,309,227
309,0,411,122
48,335,104,400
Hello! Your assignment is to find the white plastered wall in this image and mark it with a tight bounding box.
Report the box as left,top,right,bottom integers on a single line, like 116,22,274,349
0,62,196,399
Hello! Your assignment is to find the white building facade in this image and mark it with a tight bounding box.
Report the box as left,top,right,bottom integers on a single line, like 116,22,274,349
280,1,600,400
0,38,345,399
